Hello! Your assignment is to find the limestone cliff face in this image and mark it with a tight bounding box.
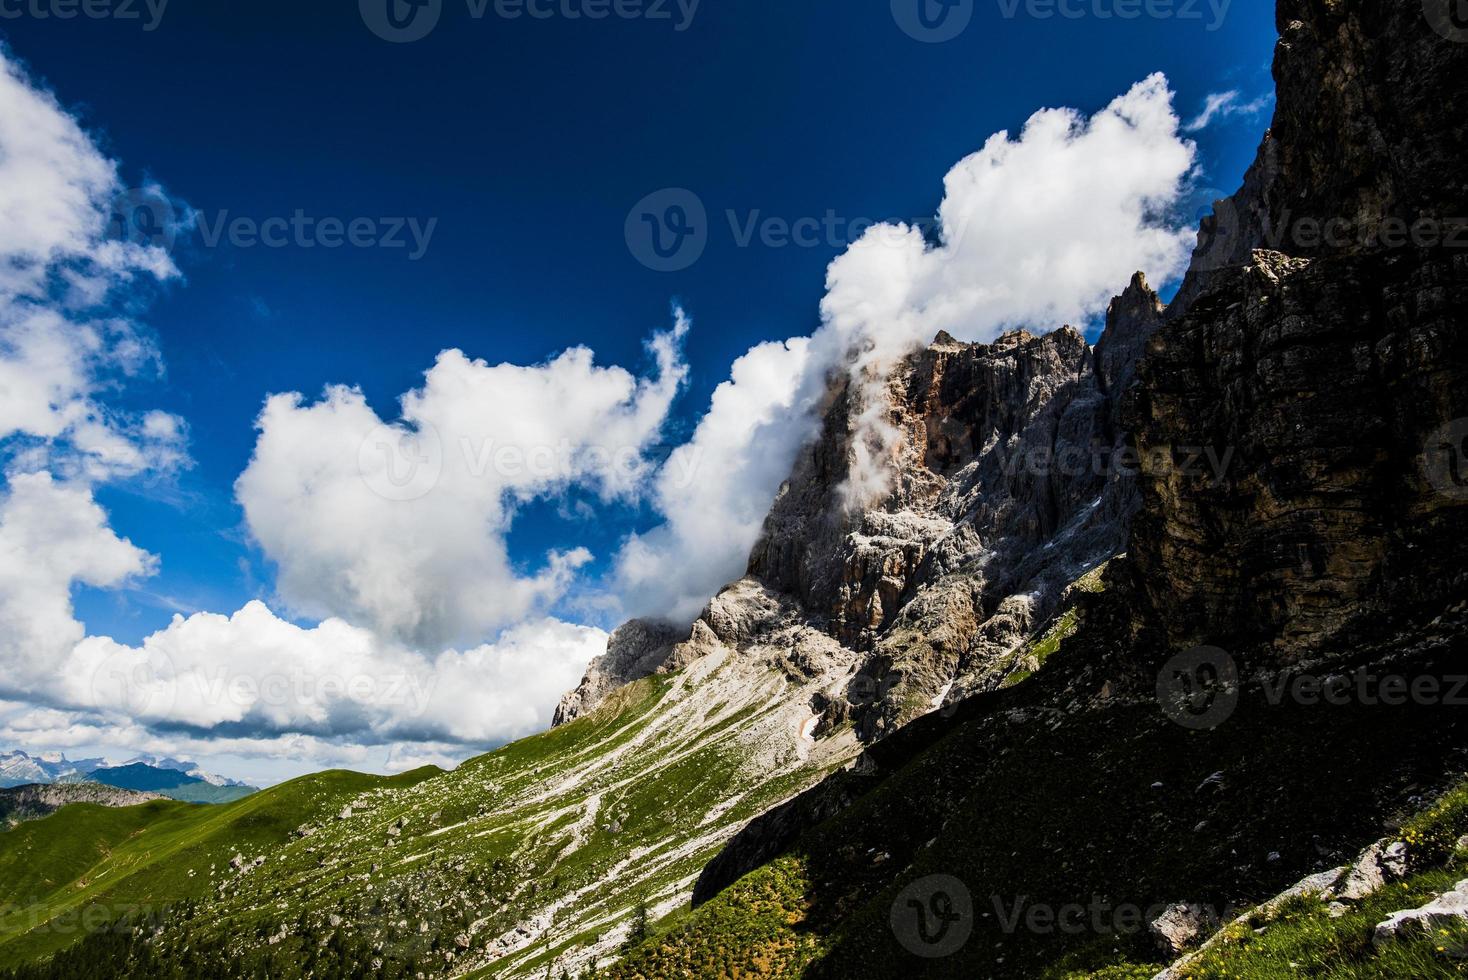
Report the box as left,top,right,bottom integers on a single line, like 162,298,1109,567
559,279,1166,735
1124,0,1468,662
745,317,1154,738
561,0,1468,730
690,0,1468,924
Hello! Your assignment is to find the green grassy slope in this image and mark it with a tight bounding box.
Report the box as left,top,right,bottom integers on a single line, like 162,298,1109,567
10,573,1460,979
0,767,438,968
0,641,860,978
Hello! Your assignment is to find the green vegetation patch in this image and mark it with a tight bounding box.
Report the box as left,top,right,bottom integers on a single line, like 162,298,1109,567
599,855,823,980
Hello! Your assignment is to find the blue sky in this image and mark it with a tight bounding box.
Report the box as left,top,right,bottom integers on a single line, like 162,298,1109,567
0,1,1277,783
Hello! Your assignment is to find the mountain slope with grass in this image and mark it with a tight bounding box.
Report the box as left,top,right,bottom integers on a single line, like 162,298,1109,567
1,2,1465,979
0,767,438,969
603,577,1468,979
0,615,865,978
0,265,1158,978
602,1,1468,977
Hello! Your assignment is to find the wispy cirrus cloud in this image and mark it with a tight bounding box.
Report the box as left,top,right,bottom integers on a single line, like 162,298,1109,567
1185,89,1273,132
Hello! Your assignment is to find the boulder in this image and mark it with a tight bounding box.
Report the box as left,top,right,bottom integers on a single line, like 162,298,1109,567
1374,879,1468,945
1148,903,1212,956
1336,839,1408,901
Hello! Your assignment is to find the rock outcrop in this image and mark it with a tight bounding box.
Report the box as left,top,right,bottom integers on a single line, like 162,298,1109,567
552,619,684,725
689,2,1468,965
1148,902,1212,957
1374,879,1468,947
747,321,1151,737
560,281,1168,739
1125,0,1468,663
0,783,163,828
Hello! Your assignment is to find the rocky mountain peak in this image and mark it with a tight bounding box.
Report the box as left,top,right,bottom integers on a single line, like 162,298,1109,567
560,280,1162,733
552,618,685,726
1094,270,1165,400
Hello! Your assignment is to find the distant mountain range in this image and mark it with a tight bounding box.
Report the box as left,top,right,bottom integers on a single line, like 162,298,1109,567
0,750,257,804
0,750,106,787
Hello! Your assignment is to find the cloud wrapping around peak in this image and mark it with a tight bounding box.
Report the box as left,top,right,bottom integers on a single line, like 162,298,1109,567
615,336,814,623
617,73,1198,618
0,52,1204,776
820,72,1195,375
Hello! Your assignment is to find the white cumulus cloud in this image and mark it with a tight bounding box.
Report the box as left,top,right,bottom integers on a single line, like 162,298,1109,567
0,50,186,481
0,46,633,772
0,473,154,692
63,605,606,746
615,337,814,623
236,311,689,650
0,53,1205,777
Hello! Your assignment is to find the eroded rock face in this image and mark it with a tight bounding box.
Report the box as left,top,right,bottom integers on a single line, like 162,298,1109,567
732,307,1159,738
1096,271,1165,408
565,0,1468,732
1125,0,1468,662
552,619,684,725
1148,903,1212,957
750,326,1108,645
559,292,1163,735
